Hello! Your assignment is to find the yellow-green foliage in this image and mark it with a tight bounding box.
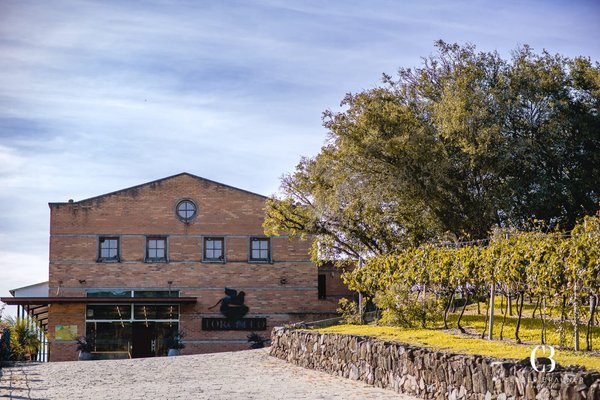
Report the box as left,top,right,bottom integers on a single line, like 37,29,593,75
375,284,444,328
342,215,600,348
5,317,40,361
337,298,362,324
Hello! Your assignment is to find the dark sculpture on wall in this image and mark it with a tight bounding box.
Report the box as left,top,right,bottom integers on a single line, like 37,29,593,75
208,288,249,319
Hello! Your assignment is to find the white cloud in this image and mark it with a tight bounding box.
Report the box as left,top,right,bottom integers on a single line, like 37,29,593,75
0,250,48,318
0,145,26,176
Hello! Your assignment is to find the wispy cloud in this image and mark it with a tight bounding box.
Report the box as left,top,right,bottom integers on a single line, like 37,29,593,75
1,0,598,315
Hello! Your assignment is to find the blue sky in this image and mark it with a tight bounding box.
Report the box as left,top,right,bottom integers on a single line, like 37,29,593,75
1,0,599,315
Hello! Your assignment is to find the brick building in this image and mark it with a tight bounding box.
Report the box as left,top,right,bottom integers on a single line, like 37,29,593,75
2,173,350,361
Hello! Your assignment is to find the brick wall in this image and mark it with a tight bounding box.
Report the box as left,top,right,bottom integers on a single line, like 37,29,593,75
46,303,85,362
47,173,351,361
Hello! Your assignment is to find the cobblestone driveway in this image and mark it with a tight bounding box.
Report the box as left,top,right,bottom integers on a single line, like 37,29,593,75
1,349,416,399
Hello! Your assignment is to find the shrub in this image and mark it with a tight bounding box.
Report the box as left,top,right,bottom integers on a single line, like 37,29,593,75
75,335,94,353
7,318,40,361
247,332,270,349
337,298,362,324
374,284,444,328
163,331,185,350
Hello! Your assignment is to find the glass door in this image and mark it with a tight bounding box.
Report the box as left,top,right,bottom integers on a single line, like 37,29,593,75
131,322,156,358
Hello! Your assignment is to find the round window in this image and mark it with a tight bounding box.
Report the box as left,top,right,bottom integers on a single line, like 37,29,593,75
176,200,197,222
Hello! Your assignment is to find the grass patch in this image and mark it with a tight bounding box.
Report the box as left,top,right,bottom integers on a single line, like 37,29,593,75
446,313,600,349
314,324,600,372
446,299,600,349
311,299,600,372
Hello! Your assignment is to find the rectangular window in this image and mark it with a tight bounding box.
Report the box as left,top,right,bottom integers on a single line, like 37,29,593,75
134,290,180,298
86,304,132,320
250,237,270,262
146,237,167,262
134,305,179,320
203,237,224,261
98,237,119,262
87,290,132,298
318,274,327,299
85,321,132,356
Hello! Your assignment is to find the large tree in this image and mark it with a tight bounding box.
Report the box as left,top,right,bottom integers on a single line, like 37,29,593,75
264,41,600,261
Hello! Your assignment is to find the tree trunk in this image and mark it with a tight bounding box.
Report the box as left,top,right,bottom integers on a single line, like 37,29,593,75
421,287,427,329
500,294,509,340
515,291,525,344
532,295,541,319
481,293,490,339
560,294,567,348
586,293,597,351
508,295,513,316
488,283,495,340
458,292,470,334
443,291,454,329
540,296,546,344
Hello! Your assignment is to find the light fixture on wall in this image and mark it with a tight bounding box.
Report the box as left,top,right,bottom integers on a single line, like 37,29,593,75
79,279,87,285
279,277,288,285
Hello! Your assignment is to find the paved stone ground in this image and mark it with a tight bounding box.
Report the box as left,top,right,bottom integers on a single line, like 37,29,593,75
0,349,417,399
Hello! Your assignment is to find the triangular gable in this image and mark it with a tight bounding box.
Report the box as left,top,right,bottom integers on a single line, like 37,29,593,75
49,172,267,206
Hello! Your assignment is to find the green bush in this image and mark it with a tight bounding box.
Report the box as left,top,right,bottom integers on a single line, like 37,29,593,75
374,284,444,328
6,318,40,361
337,298,362,324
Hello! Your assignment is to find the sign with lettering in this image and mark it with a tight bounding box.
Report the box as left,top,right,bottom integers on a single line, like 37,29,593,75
202,317,267,331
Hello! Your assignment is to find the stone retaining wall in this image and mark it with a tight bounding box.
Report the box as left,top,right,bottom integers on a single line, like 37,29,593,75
270,327,600,399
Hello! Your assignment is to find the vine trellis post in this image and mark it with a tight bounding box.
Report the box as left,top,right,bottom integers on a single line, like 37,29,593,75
488,282,495,340
574,273,580,351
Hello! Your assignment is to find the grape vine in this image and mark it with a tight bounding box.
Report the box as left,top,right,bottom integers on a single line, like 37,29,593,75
342,215,600,351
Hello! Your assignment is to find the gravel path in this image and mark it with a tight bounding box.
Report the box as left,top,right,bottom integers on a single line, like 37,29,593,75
0,349,416,399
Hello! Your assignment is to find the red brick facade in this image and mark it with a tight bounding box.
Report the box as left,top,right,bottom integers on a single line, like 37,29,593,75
46,173,349,361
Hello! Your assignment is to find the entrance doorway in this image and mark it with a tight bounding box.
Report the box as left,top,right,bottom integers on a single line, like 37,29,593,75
131,322,178,358
131,322,156,358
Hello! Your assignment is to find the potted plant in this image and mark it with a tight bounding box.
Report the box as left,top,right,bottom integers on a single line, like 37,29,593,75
247,332,271,349
5,317,41,362
163,331,185,356
76,335,94,360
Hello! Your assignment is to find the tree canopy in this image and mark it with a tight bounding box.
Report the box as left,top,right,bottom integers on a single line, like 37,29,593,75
264,41,600,261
